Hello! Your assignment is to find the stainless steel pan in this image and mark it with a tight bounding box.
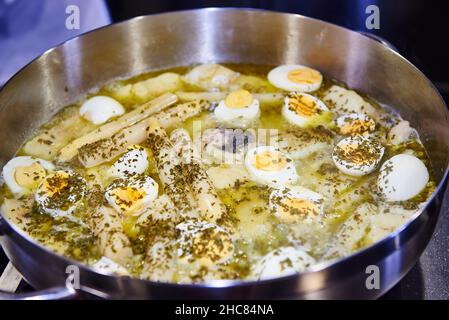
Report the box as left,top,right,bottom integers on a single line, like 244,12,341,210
0,8,448,299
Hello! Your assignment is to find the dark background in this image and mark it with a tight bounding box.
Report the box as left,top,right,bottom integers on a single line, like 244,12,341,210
105,0,449,98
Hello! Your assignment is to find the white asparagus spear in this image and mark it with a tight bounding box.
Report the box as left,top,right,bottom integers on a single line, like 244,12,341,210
170,128,227,224
140,213,178,282
142,237,177,282
57,93,177,162
131,73,183,102
107,72,183,103
23,107,96,160
176,91,226,102
146,118,198,219
182,64,239,91
78,100,207,168
176,91,284,106
90,205,133,267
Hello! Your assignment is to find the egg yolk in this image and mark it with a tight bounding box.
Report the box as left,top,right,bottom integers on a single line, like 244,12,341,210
224,90,253,109
287,68,321,85
14,162,46,189
288,94,319,117
40,171,70,197
254,151,288,172
109,186,146,215
340,119,375,136
278,198,320,223
37,171,86,211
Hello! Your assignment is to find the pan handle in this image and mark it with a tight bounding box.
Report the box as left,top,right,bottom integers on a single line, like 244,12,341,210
359,31,398,52
0,286,78,300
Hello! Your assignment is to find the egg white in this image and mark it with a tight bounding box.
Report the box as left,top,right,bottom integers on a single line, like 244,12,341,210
336,113,376,136
105,175,159,216
332,136,384,176
269,186,324,223
245,146,298,188
176,220,234,265
35,170,87,219
111,147,149,178
250,246,315,280
378,154,429,202
80,96,125,125
214,96,260,127
282,92,330,128
268,65,323,92
2,156,55,196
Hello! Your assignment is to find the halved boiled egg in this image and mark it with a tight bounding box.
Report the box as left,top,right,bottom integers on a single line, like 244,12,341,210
2,156,55,196
269,186,324,224
268,65,323,92
111,146,149,178
250,246,315,280
332,136,384,176
214,90,260,127
176,220,234,266
282,92,331,128
245,146,298,188
105,175,158,216
336,113,376,136
35,170,87,219
80,96,125,125
377,154,429,202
